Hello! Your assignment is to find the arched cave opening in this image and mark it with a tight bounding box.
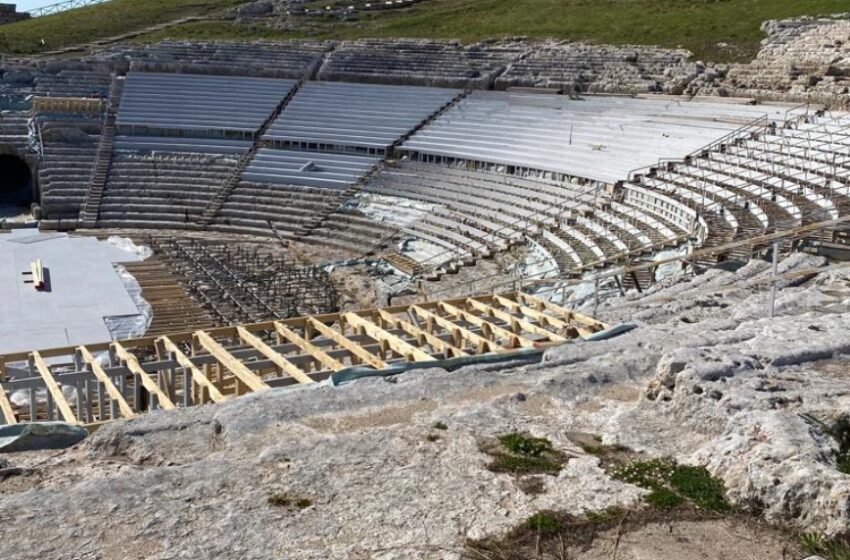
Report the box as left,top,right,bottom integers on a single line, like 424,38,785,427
0,154,33,206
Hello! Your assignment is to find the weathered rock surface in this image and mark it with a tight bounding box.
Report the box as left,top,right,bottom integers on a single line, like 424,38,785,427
0,254,848,559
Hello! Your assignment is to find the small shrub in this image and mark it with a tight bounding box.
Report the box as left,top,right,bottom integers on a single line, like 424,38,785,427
432,421,448,431
669,465,730,512
489,453,562,474
801,532,850,560
525,511,560,534
584,506,627,523
498,432,553,457
645,487,685,509
267,494,291,507
268,494,312,509
426,434,441,442
802,413,850,475
612,458,729,512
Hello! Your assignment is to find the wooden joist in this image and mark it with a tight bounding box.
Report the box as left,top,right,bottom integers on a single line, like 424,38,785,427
79,346,136,419
491,294,569,330
438,301,537,349
31,351,78,424
465,297,567,343
193,331,270,393
375,309,468,358
158,336,227,404
236,327,313,384
307,318,386,369
113,342,177,410
274,322,345,372
343,313,435,362
411,305,506,354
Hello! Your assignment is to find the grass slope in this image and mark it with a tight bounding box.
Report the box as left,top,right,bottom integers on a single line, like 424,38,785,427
0,0,847,60
0,0,240,54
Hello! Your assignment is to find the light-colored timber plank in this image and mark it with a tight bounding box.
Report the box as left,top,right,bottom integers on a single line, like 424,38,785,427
193,332,270,393
274,322,345,372
32,350,78,423
236,327,313,384
113,342,177,410
343,313,435,362
158,337,227,403
79,346,136,418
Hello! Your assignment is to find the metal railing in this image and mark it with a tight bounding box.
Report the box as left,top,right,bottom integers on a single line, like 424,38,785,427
28,0,109,17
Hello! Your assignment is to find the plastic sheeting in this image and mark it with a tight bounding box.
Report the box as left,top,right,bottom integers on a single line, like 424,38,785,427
104,264,152,341
0,422,87,452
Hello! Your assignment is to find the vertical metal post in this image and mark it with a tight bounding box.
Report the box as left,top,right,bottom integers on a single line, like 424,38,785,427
768,241,779,318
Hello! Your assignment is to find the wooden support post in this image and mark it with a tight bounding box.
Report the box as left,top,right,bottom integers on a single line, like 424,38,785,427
158,337,227,403
376,309,468,358
307,318,386,369
112,342,177,410
79,346,136,419
274,322,344,372
31,351,78,424
193,332,270,393
411,305,506,354
236,327,313,384
0,383,17,425
343,313,436,362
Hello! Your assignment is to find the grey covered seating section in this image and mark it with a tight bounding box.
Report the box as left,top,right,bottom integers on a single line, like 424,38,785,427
401,92,789,183
116,72,296,138
263,81,461,155
242,148,379,188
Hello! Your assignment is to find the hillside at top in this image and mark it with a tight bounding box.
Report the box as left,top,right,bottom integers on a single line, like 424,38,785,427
0,0,847,60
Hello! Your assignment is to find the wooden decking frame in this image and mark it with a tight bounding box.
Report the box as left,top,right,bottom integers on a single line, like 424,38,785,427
0,292,606,427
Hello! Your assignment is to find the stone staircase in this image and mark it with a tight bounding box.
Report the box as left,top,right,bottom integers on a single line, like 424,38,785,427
78,76,123,228
197,82,302,226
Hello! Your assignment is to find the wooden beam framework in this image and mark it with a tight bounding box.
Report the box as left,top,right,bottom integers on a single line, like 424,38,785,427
0,293,605,428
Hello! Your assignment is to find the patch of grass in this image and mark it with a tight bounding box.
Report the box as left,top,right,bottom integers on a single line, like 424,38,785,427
425,433,441,442
803,413,850,475
669,465,730,512
612,458,729,513
584,505,627,523
0,0,241,54
525,511,561,535
313,0,850,62
498,432,553,458
484,432,567,475
645,487,685,510
432,421,448,431
489,453,563,474
800,533,850,560
267,493,312,509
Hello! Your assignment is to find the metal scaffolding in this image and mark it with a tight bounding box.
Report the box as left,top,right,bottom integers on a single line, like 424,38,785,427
149,238,339,325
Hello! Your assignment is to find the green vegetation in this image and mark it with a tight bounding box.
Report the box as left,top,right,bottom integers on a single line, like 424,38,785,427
803,413,850,475
0,0,240,54
498,432,553,457
801,533,850,560
267,494,313,509
1,0,845,60
485,432,566,475
612,458,730,512
583,505,627,523
314,0,850,62
425,433,441,442
524,511,561,535
432,421,448,431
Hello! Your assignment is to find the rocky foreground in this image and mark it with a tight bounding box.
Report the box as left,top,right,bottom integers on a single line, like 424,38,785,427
0,254,849,559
